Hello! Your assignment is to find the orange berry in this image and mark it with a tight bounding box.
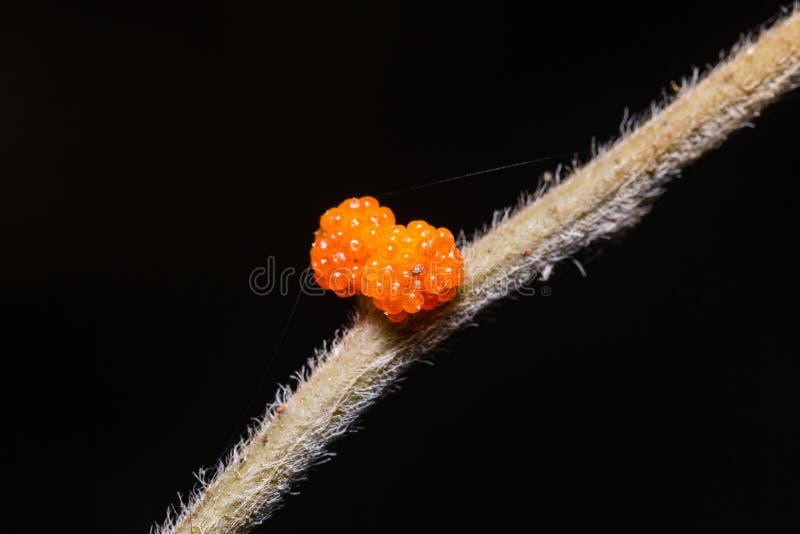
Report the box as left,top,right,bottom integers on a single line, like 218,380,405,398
311,197,396,293
362,220,464,321
310,198,464,322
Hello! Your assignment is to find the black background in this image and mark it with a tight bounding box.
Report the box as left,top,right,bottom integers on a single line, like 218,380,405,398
4,1,799,532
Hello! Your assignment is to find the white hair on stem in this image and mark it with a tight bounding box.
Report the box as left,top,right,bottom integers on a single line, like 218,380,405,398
157,7,800,534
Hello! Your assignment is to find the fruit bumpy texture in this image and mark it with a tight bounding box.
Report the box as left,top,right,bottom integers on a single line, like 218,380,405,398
310,196,394,297
310,197,465,322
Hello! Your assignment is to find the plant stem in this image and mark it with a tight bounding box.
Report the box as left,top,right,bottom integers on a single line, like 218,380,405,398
160,8,800,534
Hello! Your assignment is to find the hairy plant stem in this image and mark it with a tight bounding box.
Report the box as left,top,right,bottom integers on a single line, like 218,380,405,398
161,9,800,534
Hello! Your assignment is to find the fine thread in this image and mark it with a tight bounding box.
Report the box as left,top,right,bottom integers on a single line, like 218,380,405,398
224,289,303,450
376,151,580,198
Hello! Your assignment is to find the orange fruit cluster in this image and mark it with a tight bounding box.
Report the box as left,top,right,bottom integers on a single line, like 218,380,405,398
310,196,464,322
310,196,395,297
